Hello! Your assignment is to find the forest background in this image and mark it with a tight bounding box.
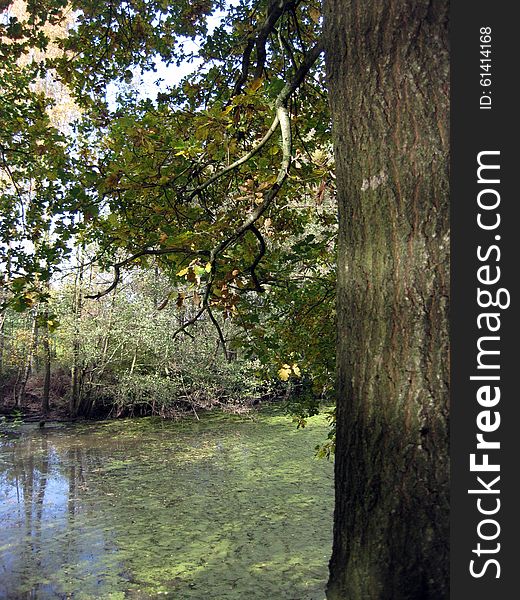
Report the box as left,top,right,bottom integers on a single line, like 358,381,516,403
0,0,335,428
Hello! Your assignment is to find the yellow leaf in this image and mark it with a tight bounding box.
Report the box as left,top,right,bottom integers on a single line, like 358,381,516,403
176,267,189,277
248,77,263,92
309,7,321,23
195,126,209,140
292,364,301,378
278,364,292,381
205,262,212,273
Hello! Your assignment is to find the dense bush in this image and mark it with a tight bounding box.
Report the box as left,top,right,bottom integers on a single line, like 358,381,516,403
109,356,264,418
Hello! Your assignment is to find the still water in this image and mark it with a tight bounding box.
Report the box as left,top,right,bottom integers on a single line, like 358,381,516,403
0,409,333,599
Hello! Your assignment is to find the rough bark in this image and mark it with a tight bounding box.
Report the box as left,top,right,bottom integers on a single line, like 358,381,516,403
324,1,449,598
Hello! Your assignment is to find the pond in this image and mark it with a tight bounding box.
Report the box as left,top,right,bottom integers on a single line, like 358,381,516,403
0,408,334,599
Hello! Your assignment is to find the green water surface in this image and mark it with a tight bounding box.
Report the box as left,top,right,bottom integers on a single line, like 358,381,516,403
0,408,333,599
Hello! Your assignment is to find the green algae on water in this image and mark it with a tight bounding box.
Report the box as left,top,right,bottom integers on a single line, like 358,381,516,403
0,407,333,599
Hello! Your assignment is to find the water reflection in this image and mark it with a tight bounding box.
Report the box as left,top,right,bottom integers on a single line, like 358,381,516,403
0,413,333,599
1,430,120,598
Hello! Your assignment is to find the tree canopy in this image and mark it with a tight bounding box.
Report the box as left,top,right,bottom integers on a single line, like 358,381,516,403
1,0,335,398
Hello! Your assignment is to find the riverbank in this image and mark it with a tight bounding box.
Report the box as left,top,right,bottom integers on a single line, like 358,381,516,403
0,365,287,423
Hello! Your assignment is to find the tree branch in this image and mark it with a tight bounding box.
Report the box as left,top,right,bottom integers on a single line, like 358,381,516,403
247,223,266,292
172,306,207,339
207,304,230,361
186,114,280,199
87,40,324,355
233,0,295,95
85,246,209,299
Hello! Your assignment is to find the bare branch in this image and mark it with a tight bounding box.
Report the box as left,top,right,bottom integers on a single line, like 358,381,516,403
84,264,121,300
247,224,266,292
172,306,207,338
207,304,230,361
85,246,209,300
276,40,324,103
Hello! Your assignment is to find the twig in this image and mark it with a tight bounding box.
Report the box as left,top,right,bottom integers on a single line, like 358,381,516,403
207,303,230,361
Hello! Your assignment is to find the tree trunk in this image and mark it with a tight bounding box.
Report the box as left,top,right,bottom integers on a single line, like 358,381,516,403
0,310,5,377
15,310,39,408
70,249,84,417
41,318,51,415
1,250,12,377
324,1,449,599
30,319,39,372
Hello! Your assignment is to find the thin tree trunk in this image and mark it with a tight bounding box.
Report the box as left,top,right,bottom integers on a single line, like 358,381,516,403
0,310,5,377
31,320,39,373
324,1,449,598
0,288,6,377
41,317,51,415
129,347,138,375
1,249,12,377
70,249,84,417
15,310,39,409
41,274,52,416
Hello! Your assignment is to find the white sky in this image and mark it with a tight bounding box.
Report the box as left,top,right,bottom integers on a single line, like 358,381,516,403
108,3,238,106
